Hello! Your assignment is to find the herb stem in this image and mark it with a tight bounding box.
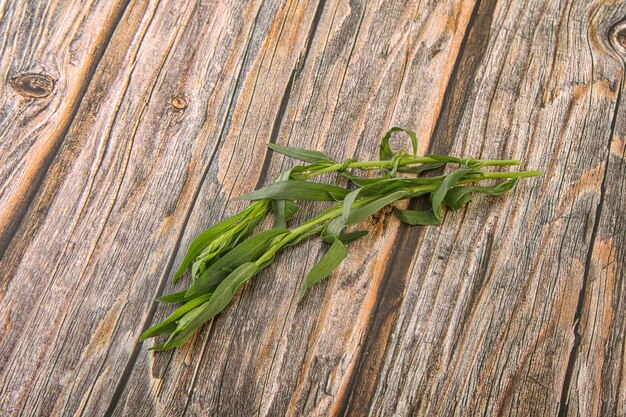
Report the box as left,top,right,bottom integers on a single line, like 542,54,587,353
256,208,344,265
349,157,520,169
303,157,521,179
475,159,521,166
480,170,542,179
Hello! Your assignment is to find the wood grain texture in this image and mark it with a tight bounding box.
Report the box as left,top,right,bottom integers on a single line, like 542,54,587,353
358,2,626,416
0,0,130,259
0,0,286,415
0,0,624,416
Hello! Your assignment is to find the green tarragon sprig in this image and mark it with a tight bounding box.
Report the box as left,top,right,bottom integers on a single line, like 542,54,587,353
141,127,541,350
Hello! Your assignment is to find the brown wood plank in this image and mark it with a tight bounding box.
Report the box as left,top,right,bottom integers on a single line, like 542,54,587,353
355,1,626,416
0,0,624,416
114,0,481,416
0,0,130,259
0,0,288,415
562,19,626,417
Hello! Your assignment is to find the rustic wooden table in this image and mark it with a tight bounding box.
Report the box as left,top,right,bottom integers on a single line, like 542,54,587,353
1,0,624,416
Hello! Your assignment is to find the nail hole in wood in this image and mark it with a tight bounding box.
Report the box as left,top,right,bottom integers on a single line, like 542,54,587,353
10,73,55,98
170,96,188,110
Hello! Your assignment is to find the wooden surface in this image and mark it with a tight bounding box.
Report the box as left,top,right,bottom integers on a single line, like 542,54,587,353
0,0,624,416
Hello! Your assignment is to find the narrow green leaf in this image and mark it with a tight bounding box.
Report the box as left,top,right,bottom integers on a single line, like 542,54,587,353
325,188,360,237
346,172,446,191
172,207,253,282
338,230,368,243
268,143,335,163
346,189,410,224
357,177,444,198
149,329,195,351
160,262,261,349
140,293,213,341
272,199,300,227
343,174,387,186
321,230,368,244
430,168,477,221
284,200,300,220
394,208,440,225
235,180,350,202
425,154,473,166
271,169,297,228
299,238,348,302
397,162,446,173
341,188,361,222
444,179,518,210
271,199,288,228
185,228,288,298
155,290,194,303
379,127,418,160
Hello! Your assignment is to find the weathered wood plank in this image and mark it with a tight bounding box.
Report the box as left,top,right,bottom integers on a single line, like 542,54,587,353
113,0,482,416
0,0,130,259
0,0,287,415
562,19,626,417
357,1,626,416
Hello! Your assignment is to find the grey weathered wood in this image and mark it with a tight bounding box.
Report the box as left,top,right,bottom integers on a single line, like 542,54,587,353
0,0,130,259
356,1,626,416
564,17,626,417
0,0,624,416
0,0,286,415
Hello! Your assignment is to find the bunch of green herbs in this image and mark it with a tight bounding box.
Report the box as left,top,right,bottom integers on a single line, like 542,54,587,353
141,128,541,350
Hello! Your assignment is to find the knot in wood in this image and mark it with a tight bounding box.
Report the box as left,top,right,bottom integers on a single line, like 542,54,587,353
617,30,626,48
170,96,188,110
10,73,55,98
609,22,626,55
